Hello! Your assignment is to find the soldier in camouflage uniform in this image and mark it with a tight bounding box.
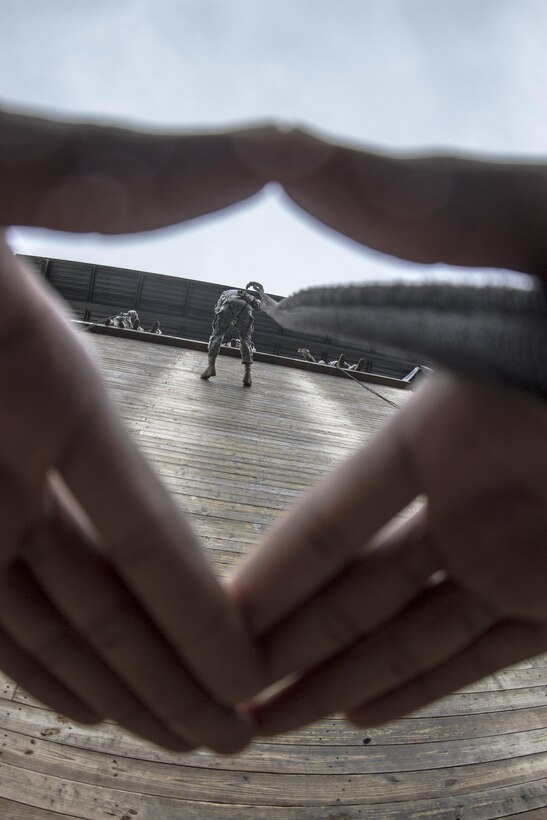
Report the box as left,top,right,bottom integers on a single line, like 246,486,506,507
298,349,349,368
105,309,141,330
201,282,263,387
297,347,317,363
104,311,162,334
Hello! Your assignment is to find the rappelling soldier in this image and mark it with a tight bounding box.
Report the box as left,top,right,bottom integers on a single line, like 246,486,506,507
201,282,263,387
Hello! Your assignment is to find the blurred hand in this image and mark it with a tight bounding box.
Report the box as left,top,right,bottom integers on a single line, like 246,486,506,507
0,240,270,753
228,124,547,735
2,109,546,750
231,374,547,736
0,112,273,753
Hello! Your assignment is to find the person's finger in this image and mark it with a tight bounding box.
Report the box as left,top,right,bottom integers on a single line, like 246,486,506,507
0,562,197,751
250,583,496,737
345,620,547,728
0,244,102,483
231,125,547,275
0,462,41,569
428,490,547,623
260,508,442,683
55,406,265,708
0,624,98,725
22,480,255,754
231,410,421,636
1,111,269,234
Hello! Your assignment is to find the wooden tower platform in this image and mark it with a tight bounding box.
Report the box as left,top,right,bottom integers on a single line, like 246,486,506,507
1,333,545,819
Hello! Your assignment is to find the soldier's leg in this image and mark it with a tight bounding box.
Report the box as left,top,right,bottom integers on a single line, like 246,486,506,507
236,313,254,364
236,312,254,387
201,311,231,379
207,316,225,358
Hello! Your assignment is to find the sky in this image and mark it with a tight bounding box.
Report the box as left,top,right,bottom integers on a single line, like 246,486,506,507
2,0,547,295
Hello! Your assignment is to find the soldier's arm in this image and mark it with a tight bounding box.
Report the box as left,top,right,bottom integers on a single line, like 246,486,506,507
0,109,267,235
239,290,262,311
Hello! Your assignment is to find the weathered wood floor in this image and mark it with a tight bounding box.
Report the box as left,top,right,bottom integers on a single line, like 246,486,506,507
1,335,545,819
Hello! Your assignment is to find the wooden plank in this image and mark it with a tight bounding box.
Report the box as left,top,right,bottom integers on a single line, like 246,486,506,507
3,697,547,756
1,334,545,819
0,758,546,819
1,782,546,820
0,671,16,702
2,713,547,803
0,798,84,820
1,703,546,777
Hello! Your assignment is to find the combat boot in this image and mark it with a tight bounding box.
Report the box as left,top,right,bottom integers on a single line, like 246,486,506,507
201,355,217,379
243,363,252,387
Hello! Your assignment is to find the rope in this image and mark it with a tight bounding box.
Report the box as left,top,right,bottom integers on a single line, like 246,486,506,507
338,366,400,409
78,315,117,332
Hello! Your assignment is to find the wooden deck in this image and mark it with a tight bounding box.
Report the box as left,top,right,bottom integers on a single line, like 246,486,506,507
1,334,546,819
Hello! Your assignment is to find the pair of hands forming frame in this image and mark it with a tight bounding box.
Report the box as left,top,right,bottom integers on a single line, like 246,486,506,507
1,108,546,753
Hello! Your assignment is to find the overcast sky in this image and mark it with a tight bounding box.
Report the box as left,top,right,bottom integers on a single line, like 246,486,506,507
2,0,547,294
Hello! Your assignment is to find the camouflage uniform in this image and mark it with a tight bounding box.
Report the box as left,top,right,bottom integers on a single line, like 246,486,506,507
207,289,260,363
298,347,317,363
105,309,141,330
105,311,161,333
201,284,262,386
